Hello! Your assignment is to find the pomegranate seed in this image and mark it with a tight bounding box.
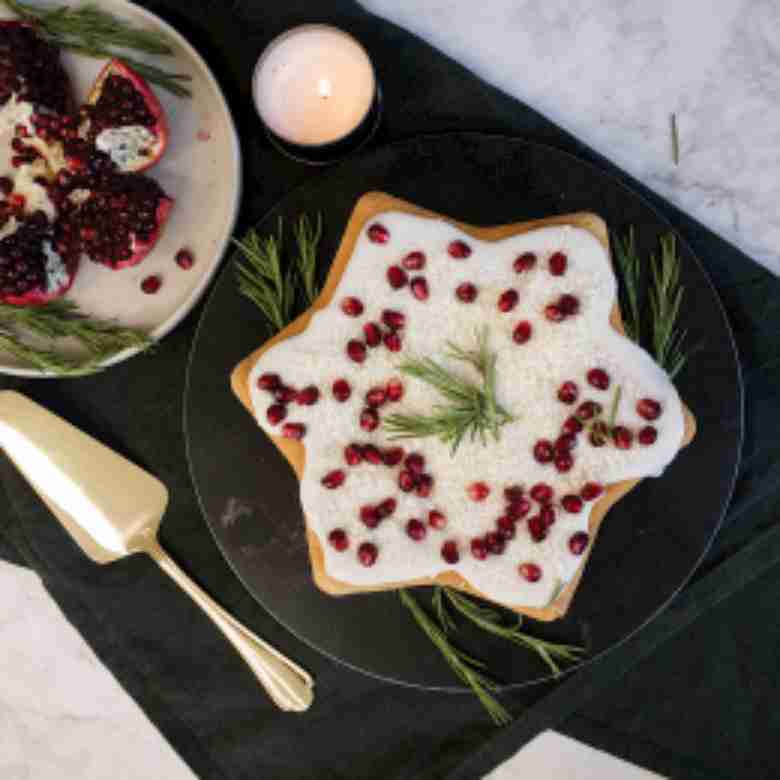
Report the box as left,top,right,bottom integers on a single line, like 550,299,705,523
441,540,460,564
563,415,584,434
484,532,505,555
467,481,490,501
504,485,524,503
344,444,363,466
544,303,564,322
257,373,280,391
576,401,602,420
281,422,306,439
406,518,427,541
562,495,584,513
359,408,379,431
387,265,408,289
274,385,297,403
581,482,604,501
513,321,532,344
555,433,577,453
455,282,478,302
506,497,531,519
587,368,610,390
365,386,387,407
639,426,658,445
141,274,161,294
383,447,405,466
367,223,389,243
533,439,554,464
296,385,320,405
410,276,429,300
530,483,553,504
402,251,426,270
346,340,367,363
322,469,346,489
448,240,471,259
362,507,382,533
386,378,404,401
358,542,378,567
415,474,434,498
398,470,416,492
328,529,349,551
519,562,542,582
637,398,662,420
362,444,383,465
569,532,589,556
384,331,402,352
175,248,194,269
559,294,580,316
540,505,556,528
428,509,447,529
497,515,516,540
549,251,567,275
266,404,287,426
555,452,574,472
498,289,519,312
589,421,609,447
470,537,488,560
0,177,11,196
382,309,406,329
513,252,537,272
558,381,579,404
341,296,364,317
612,426,633,449
363,322,382,347
377,498,397,518
405,453,426,474
527,515,547,542
332,379,352,402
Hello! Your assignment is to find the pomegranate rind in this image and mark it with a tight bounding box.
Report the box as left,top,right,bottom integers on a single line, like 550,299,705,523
0,252,78,306
84,59,169,173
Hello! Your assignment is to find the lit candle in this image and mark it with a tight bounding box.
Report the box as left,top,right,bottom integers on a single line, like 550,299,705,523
253,25,381,164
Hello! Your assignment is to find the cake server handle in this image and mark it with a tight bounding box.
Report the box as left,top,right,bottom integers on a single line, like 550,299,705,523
143,536,314,712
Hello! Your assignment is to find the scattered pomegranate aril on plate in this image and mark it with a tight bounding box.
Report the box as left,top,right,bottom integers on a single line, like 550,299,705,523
281,422,305,440
402,250,426,270
506,497,531,519
363,322,382,347
383,446,405,466
485,531,505,555
548,251,567,276
257,372,280,391
544,303,564,322
470,537,488,560
638,426,658,445
404,452,425,474
588,422,607,446
581,482,604,501
387,264,408,289
383,331,402,352
344,444,363,466
569,532,589,556
518,562,542,582
555,433,577,453
554,452,574,472
558,294,579,315
513,252,536,273
359,407,379,431
562,494,584,513
141,274,161,294
359,505,380,528
341,296,364,317
266,403,286,426
637,398,662,420
415,473,434,498
455,282,478,302
527,515,547,542
362,444,383,464
576,400,602,420
558,381,579,404
398,470,416,492
332,378,352,402
530,483,553,504
328,529,349,551
467,481,490,501
365,386,387,407
175,248,194,269
540,505,556,528
406,518,427,541
612,426,633,449
497,288,519,312
447,239,471,259
376,497,397,518
504,485,524,503
497,515,516,540
533,439,554,464
441,540,460,564
321,469,346,489
563,415,584,434
428,509,447,529
367,223,389,243
358,542,378,567
346,339,367,363
274,385,297,403
386,378,404,401
296,385,319,405
410,276,429,300
586,368,610,390
381,309,405,329
513,320,532,344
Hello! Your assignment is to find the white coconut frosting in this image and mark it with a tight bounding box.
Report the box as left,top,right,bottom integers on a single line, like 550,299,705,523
248,211,686,609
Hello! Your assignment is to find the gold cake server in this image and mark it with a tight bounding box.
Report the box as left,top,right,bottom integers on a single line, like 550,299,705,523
0,390,314,712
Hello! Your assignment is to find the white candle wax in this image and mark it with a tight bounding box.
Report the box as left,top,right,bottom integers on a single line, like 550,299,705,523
253,25,376,147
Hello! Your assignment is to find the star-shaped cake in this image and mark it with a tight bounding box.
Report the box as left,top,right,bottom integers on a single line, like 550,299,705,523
232,193,696,620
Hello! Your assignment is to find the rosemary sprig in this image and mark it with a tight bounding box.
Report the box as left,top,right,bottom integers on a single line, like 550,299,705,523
612,227,641,341
606,385,622,429
383,328,514,454
399,589,512,726
0,300,152,375
292,213,322,305
670,113,680,166
1,0,192,97
443,588,585,678
649,234,688,379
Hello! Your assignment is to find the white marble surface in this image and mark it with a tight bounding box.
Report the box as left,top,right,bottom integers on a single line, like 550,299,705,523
3,0,776,776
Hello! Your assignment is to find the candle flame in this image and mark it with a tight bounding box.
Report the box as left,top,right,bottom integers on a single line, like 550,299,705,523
317,78,332,99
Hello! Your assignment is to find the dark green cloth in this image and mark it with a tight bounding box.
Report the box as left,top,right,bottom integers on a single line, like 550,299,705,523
1,2,778,778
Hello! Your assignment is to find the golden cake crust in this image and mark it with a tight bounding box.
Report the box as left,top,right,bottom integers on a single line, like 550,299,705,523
231,192,696,621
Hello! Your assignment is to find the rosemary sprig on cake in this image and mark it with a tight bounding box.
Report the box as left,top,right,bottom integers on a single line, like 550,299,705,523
0,299,152,375
1,0,192,96
383,328,514,454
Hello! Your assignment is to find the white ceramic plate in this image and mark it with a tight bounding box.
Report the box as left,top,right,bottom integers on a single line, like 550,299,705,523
0,0,242,376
